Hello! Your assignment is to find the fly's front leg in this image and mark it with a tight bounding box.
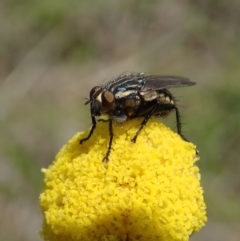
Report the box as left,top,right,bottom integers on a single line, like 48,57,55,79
103,118,113,162
102,111,127,162
80,114,96,144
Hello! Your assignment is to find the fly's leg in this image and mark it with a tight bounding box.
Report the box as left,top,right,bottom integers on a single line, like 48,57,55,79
154,103,187,142
173,105,199,155
132,102,187,143
103,118,113,162
79,115,96,144
102,111,127,162
80,115,114,162
173,105,188,141
131,104,158,143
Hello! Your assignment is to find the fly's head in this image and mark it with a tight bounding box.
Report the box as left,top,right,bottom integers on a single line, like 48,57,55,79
85,86,116,117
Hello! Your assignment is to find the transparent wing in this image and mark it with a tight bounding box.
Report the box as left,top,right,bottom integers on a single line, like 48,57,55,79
143,75,195,90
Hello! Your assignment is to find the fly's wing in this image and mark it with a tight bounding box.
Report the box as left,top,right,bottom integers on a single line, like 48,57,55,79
143,75,195,91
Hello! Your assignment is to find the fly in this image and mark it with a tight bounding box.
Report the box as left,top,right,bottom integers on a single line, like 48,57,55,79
80,72,196,162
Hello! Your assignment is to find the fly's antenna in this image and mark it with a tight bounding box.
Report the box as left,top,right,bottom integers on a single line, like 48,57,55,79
84,98,92,105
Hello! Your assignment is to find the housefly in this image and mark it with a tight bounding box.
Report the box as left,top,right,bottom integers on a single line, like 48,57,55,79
80,72,195,162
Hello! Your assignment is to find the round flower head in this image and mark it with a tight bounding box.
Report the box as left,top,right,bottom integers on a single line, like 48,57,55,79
40,119,207,241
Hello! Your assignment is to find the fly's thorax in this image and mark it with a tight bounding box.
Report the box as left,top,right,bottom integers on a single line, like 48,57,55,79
119,94,142,117
139,87,158,102
112,89,141,117
107,72,145,93
114,90,137,99
123,97,141,108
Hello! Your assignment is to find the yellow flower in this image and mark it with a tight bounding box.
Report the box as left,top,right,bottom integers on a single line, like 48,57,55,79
40,119,207,241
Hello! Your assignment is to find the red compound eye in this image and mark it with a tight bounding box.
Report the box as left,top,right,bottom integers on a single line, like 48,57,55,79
101,91,115,109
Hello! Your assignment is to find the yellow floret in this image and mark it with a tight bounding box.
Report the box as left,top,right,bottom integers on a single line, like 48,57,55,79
40,119,207,241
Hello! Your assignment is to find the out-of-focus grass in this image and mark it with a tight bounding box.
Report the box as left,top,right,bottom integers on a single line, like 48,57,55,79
1,0,240,241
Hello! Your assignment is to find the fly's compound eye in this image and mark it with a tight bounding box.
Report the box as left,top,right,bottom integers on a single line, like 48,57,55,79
90,86,100,99
101,91,115,110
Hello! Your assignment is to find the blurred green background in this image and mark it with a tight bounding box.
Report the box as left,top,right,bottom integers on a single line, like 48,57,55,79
0,0,240,240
